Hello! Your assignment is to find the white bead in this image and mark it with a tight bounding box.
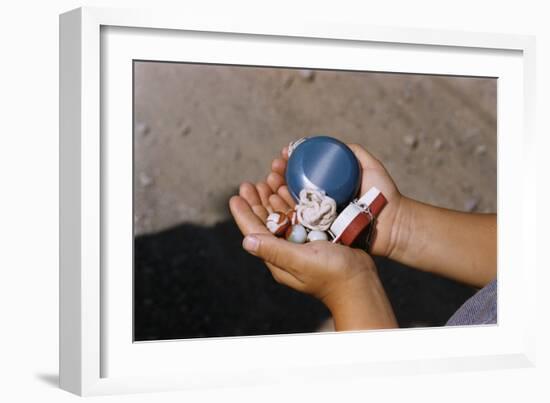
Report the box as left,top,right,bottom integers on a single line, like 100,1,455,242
307,230,328,242
285,224,307,243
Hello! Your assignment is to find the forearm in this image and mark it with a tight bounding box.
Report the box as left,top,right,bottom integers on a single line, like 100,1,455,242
389,197,496,288
324,268,398,331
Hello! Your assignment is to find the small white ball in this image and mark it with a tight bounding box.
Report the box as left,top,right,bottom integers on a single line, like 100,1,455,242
307,230,328,242
285,224,307,244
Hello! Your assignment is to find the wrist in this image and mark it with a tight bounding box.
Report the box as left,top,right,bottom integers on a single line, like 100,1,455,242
322,266,398,331
387,195,415,262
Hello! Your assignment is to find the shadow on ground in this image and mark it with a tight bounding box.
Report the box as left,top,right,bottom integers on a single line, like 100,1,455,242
134,220,476,341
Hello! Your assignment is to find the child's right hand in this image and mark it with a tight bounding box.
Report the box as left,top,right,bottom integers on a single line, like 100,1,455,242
266,143,406,259
260,141,496,288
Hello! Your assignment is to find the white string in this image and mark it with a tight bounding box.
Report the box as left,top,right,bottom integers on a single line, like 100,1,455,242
287,137,308,158
295,188,337,231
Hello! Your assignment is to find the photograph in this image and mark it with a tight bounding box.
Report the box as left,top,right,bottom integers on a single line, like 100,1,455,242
132,61,497,342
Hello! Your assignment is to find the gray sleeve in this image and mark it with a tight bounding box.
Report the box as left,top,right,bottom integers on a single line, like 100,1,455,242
446,278,497,326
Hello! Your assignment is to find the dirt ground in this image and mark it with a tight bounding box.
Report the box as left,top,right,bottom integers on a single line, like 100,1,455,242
134,63,496,234
133,62,496,340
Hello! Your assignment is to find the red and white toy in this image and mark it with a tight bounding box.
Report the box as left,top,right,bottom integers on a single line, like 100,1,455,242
266,211,291,236
329,186,387,246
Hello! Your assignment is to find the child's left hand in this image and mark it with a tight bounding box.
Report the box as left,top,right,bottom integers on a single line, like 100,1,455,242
229,183,397,330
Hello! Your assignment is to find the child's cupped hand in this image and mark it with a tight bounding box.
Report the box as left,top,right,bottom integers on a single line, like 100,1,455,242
229,182,397,330
229,182,390,325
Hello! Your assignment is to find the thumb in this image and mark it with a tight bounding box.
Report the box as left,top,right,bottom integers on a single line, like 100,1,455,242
242,233,309,273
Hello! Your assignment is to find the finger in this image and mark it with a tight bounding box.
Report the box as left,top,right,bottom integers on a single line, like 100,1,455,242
271,158,287,177
282,146,289,160
239,182,261,205
256,182,273,213
239,182,268,222
229,196,271,236
269,194,291,213
267,172,285,193
242,233,309,275
277,185,296,208
265,263,305,291
347,143,380,170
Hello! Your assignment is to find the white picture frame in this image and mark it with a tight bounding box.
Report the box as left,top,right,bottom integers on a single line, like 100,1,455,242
59,6,537,396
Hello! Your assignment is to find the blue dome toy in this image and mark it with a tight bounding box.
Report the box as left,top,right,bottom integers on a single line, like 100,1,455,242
285,136,361,210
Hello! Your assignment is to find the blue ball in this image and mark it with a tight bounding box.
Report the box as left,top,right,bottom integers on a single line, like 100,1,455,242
285,136,361,210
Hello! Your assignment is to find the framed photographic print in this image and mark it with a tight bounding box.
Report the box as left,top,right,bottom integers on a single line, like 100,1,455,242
59,6,536,396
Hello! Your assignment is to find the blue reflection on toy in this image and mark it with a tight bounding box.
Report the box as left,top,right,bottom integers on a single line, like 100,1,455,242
285,136,361,210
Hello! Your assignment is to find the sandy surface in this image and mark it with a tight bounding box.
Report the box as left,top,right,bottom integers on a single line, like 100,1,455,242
134,63,496,235
133,62,496,340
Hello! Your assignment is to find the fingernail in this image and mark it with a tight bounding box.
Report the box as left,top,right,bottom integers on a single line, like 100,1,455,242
243,235,260,253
